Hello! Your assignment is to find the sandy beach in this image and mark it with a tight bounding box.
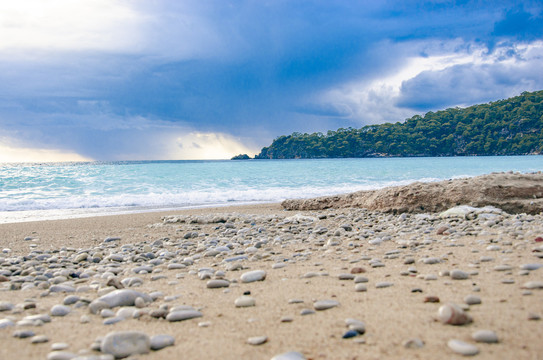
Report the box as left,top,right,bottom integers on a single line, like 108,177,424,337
1,197,542,359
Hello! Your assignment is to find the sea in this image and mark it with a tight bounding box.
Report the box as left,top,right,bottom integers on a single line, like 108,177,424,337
0,156,542,224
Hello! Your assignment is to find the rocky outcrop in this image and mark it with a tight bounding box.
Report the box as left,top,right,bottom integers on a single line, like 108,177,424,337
282,172,543,214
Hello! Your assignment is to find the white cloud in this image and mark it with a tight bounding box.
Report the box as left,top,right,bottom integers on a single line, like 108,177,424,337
0,1,143,54
314,40,543,124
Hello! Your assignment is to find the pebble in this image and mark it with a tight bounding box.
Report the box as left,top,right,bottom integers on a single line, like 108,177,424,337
447,339,479,356
150,334,175,350
450,269,469,280
354,284,367,292
100,331,151,358
206,279,230,288
300,309,315,315
464,295,482,305
354,276,368,283
375,282,394,288
345,318,366,334
51,343,69,351
46,351,78,360
472,329,499,343
13,329,35,338
438,303,472,325
51,305,71,317
342,330,359,338
92,289,152,309
240,270,267,283
235,296,256,307
0,319,14,328
522,281,543,289
166,310,203,322
247,336,268,345
313,300,339,311
31,335,49,343
271,351,306,360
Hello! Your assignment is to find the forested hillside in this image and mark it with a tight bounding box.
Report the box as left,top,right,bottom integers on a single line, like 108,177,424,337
255,90,543,159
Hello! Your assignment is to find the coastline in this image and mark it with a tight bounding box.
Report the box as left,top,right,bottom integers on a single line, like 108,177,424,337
1,181,542,359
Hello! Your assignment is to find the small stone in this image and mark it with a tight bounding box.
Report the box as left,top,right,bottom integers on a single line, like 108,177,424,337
46,351,77,360
247,336,268,345
522,281,543,289
150,334,175,350
313,300,339,311
51,305,71,317
342,330,359,339
350,267,365,274
0,301,14,312
280,317,294,322
472,330,498,343
300,309,315,316
447,339,479,356
13,330,35,338
31,335,49,344
345,318,366,334
528,312,541,320
354,284,367,292
93,289,152,309
0,319,15,329
375,282,394,288
63,295,80,306
101,331,150,358
271,351,306,360
464,295,482,305
438,303,472,325
450,269,469,280
240,270,267,283
354,276,368,283
338,274,355,280
206,279,230,288
403,338,424,349
424,296,440,303
51,343,69,351
166,310,203,322
235,296,256,308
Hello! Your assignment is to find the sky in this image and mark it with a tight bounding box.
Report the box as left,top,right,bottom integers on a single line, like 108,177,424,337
0,1,542,161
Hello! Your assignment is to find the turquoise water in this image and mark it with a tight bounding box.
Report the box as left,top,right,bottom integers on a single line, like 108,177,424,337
0,156,542,223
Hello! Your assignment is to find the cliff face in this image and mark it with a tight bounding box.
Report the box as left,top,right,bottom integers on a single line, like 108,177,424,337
282,172,543,214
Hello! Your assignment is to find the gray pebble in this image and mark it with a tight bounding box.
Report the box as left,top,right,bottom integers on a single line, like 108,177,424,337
240,270,267,283
450,269,469,280
235,296,256,307
447,339,479,356
520,263,543,271
300,309,315,315
472,329,499,343
150,334,175,350
51,305,71,317
313,300,339,311
522,281,543,289
31,335,49,343
247,336,268,345
464,295,482,305
355,284,367,292
46,351,78,360
13,329,35,338
271,351,306,360
166,310,203,322
51,343,69,351
100,331,150,358
0,319,14,328
206,279,230,288
375,282,394,288
354,276,368,283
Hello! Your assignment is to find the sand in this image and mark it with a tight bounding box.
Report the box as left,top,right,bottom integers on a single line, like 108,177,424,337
1,202,542,360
